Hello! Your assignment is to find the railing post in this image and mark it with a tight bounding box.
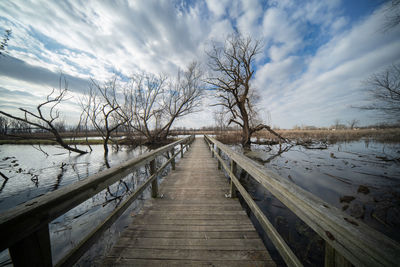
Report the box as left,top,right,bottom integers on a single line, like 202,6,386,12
9,224,52,267
211,144,214,158
170,148,175,170
180,143,184,158
230,160,237,198
325,242,352,267
217,148,221,169
150,159,158,198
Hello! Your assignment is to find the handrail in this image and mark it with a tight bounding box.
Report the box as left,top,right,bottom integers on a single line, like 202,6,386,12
204,135,400,267
0,135,195,266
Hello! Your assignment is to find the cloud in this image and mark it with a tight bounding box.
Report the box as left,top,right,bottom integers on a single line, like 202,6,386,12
0,56,90,94
257,5,400,128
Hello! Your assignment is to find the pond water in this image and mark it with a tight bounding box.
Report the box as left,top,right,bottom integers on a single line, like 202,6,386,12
229,140,400,266
0,143,185,266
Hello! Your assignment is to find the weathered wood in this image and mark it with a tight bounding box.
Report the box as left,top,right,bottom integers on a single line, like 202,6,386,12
9,224,52,267
132,219,253,226
217,148,222,169
325,241,336,267
230,160,237,198
325,242,352,267
205,135,400,267
0,136,192,252
114,237,266,250
107,248,270,261
180,143,184,158
122,230,260,239
170,148,175,170
104,138,275,266
150,159,158,198
102,258,274,267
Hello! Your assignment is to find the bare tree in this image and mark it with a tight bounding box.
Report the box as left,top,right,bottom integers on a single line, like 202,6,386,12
213,107,227,133
333,119,341,130
122,73,167,143
348,119,359,129
80,78,127,156
160,62,203,139
358,64,400,121
383,0,400,31
122,62,203,144
0,79,87,154
0,115,9,134
207,34,285,149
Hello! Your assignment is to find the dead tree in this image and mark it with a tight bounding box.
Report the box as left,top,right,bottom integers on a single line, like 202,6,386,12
122,73,167,143
383,0,400,31
213,107,228,133
0,80,87,154
80,78,127,156
358,64,400,121
348,119,359,129
159,62,203,139
122,62,203,144
207,34,286,149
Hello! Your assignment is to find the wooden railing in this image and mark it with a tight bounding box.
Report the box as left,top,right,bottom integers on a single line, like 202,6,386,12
0,135,195,267
204,135,400,267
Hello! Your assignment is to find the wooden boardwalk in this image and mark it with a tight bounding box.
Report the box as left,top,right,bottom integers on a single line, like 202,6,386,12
103,137,275,266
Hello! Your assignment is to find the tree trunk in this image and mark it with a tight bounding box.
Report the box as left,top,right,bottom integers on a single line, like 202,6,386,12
53,130,87,154
104,136,109,157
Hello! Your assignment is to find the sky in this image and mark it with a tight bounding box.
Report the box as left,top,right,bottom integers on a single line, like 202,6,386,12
0,0,399,129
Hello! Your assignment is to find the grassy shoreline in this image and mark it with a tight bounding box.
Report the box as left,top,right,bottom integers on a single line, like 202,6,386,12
216,128,400,144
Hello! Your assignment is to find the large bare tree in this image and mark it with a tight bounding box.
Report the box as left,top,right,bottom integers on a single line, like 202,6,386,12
207,34,285,149
0,80,87,154
359,64,400,121
122,62,203,144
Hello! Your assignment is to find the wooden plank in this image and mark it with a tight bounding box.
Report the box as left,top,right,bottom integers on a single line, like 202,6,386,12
121,230,260,239
107,248,270,261
102,258,274,267
150,159,158,198
127,224,256,232
134,214,250,220
147,205,243,211
114,237,266,250
132,219,253,226
230,160,238,198
144,210,247,215
206,135,400,266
